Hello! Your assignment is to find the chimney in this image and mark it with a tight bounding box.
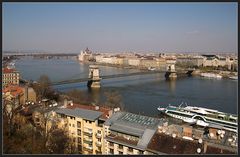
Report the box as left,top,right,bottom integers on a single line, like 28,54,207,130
95,106,99,110
63,99,68,108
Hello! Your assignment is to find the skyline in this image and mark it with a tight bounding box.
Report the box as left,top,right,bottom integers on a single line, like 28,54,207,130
3,2,238,54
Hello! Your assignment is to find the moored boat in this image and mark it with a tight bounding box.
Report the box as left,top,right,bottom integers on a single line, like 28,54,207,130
158,104,237,133
200,73,222,79
229,76,238,80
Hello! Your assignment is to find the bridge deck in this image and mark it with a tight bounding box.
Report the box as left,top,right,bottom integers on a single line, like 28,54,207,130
51,70,192,86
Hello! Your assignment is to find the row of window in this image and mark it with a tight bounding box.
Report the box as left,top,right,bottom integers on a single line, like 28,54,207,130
3,77,19,80
3,73,19,76
3,81,18,84
69,121,82,128
109,147,143,154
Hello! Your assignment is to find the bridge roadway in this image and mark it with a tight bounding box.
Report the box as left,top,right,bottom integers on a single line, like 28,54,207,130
51,69,192,86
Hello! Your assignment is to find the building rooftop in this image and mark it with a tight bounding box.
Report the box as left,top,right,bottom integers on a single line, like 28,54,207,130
66,103,112,120
3,68,17,73
105,112,162,136
147,132,203,154
55,108,103,121
104,112,164,150
205,145,236,154
3,85,24,97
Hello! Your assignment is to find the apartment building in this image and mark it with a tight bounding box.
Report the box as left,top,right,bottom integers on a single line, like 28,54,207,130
128,57,141,66
103,111,164,155
2,68,20,87
202,55,233,69
55,106,112,155
176,56,204,67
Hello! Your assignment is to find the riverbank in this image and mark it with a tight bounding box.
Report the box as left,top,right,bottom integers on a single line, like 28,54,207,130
78,60,161,71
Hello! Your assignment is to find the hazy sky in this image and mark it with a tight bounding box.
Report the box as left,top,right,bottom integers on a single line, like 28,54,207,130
3,3,237,53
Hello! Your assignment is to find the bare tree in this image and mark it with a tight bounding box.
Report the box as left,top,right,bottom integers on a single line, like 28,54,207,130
32,75,59,101
104,90,125,110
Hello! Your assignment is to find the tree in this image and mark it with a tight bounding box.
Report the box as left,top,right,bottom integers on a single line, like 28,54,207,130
47,128,72,154
104,90,125,110
32,75,59,101
66,89,90,104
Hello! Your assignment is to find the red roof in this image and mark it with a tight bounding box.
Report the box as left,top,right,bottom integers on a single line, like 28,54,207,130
3,68,16,73
66,103,112,120
3,85,24,97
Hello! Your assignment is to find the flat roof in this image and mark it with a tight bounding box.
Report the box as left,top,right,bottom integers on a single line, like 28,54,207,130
104,112,164,150
67,103,112,120
55,108,103,121
105,112,162,136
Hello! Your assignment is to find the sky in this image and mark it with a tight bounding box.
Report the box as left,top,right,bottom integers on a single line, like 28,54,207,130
2,3,238,53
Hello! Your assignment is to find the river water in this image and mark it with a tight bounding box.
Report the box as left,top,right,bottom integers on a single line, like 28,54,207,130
15,57,238,116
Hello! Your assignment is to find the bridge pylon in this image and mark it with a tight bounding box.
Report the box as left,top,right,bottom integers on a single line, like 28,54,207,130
165,59,177,80
87,65,101,88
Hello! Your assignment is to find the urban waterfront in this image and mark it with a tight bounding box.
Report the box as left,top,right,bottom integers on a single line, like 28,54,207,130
15,57,237,116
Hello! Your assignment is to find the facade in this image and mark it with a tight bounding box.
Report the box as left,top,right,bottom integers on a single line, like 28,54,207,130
54,104,113,155
128,57,141,67
176,56,204,67
202,55,233,69
139,58,158,69
103,111,164,155
111,57,124,65
156,57,167,70
78,48,93,62
22,86,37,104
2,68,20,87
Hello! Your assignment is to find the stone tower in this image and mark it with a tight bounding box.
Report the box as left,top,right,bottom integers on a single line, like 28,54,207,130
165,59,177,80
87,65,101,88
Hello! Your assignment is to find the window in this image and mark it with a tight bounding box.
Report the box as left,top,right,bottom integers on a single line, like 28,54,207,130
128,148,133,152
97,130,101,134
78,137,82,144
119,151,123,154
110,149,114,154
77,121,81,128
78,129,81,136
72,124,75,127
139,150,144,154
69,123,71,127
118,145,123,149
109,142,114,147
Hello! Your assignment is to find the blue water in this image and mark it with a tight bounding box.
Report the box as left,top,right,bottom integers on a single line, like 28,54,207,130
15,57,238,116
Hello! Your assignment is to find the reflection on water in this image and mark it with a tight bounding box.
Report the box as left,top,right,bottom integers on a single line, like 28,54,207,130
166,79,176,93
15,57,237,116
88,87,101,105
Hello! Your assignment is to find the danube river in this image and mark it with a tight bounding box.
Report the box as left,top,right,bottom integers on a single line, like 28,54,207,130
15,57,238,116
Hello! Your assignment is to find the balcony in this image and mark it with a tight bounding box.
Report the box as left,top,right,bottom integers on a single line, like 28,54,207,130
84,128,93,133
83,131,93,137
96,150,102,155
95,141,102,147
95,133,102,138
83,138,93,144
83,146,93,153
